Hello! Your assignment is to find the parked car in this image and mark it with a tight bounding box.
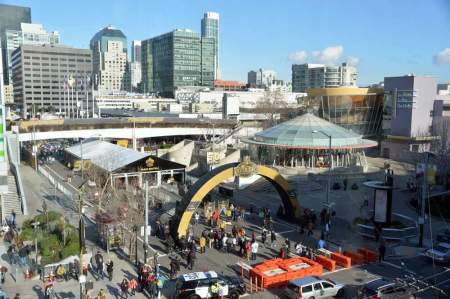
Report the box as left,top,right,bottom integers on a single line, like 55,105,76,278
283,276,345,299
175,271,245,299
360,278,417,299
436,229,450,243
422,242,450,263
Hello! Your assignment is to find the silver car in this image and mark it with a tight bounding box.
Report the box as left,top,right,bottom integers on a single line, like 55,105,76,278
284,276,345,299
423,242,450,263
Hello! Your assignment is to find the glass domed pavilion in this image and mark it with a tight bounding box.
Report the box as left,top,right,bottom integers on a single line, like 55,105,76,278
242,113,378,169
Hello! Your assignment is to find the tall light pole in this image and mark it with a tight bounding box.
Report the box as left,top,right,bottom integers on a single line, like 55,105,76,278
144,181,149,263
419,152,430,247
78,188,86,299
313,130,332,206
31,221,40,265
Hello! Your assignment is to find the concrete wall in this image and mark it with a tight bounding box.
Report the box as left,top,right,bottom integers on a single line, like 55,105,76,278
17,126,230,142
384,75,436,138
411,76,436,137
384,76,414,137
164,140,195,166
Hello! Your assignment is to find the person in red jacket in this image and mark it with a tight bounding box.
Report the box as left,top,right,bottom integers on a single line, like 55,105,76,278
128,278,138,296
212,211,219,227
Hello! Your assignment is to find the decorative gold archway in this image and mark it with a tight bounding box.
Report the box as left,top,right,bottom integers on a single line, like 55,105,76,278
174,158,300,237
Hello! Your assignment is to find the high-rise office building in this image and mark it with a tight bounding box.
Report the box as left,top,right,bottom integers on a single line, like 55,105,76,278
130,62,142,91
0,46,8,187
248,69,277,88
292,62,357,92
130,40,142,90
131,40,141,63
0,3,31,85
201,12,219,80
5,23,60,85
11,44,92,118
90,26,128,92
141,29,214,97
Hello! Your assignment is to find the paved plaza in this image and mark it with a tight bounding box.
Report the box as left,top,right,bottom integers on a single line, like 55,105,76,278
1,159,450,298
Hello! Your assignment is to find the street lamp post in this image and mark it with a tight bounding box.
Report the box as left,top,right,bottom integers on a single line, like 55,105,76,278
313,130,332,206
78,190,86,299
144,181,149,264
31,221,40,265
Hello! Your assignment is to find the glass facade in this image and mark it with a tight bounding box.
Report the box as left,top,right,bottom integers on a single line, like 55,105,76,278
307,88,384,137
141,29,214,97
200,37,215,87
0,4,32,85
201,12,219,79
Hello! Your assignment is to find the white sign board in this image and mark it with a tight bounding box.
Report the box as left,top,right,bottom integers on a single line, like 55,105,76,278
79,274,86,283
374,189,388,222
140,225,151,237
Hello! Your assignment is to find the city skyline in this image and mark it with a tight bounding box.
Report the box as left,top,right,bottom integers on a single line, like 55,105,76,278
1,0,449,86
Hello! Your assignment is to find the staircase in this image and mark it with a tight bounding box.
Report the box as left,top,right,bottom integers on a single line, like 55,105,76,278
2,174,22,221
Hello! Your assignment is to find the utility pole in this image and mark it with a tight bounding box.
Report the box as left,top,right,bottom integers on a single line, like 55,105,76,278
78,191,86,299
31,221,40,265
419,152,429,247
80,139,84,180
144,181,149,263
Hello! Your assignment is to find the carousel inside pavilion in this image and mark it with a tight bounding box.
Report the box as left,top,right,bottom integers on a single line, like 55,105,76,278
241,113,378,170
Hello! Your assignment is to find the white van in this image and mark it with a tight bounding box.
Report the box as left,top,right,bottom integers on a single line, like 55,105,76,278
284,276,345,299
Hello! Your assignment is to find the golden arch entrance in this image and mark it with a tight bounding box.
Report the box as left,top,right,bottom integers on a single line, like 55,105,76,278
173,158,300,238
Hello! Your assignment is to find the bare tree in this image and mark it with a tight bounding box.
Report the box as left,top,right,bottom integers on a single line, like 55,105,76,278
254,90,288,127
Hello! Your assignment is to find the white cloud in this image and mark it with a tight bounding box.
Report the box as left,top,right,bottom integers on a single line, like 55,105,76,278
289,45,349,65
317,45,344,64
434,48,450,65
288,50,308,63
347,56,360,66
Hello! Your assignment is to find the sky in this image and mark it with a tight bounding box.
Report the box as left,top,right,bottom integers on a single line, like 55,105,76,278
2,0,450,85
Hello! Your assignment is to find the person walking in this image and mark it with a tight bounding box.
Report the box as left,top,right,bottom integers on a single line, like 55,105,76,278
199,235,206,253
270,230,277,247
120,278,129,299
194,212,200,225
96,289,106,299
95,251,104,280
129,278,138,296
261,228,267,246
307,221,314,236
150,279,158,299
251,241,259,261
170,257,179,279
324,222,330,240
106,259,114,282
295,242,303,256
378,239,386,262
212,210,219,227
222,234,228,252
245,240,251,261
187,250,195,270
318,234,326,249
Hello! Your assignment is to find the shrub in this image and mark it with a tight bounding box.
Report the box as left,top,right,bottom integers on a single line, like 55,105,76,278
20,227,34,241
34,211,63,225
61,239,80,258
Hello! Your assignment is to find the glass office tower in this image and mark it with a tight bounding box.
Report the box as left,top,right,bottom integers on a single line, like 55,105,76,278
142,29,214,96
0,3,32,84
201,12,219,79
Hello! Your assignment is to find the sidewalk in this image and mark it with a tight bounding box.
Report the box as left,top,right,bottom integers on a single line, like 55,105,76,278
1,164,173,298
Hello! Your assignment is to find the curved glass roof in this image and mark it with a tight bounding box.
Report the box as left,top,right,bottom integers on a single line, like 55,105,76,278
246,113,377,149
